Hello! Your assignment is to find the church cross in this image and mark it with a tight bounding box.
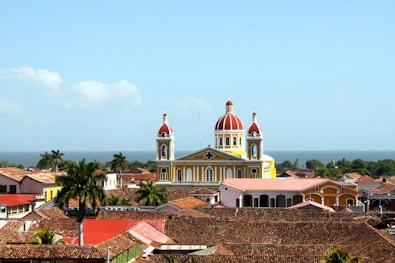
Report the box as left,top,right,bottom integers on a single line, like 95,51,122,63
205,151,214,160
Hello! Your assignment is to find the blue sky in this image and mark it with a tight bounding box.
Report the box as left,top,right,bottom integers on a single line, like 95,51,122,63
0,1,394,151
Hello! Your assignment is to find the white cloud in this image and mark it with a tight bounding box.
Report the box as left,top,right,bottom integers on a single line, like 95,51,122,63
0,98,22,115
0,66,62,93
176,97,209,112
72,80,141,107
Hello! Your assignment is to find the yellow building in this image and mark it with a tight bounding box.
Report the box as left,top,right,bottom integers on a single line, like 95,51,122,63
156,101,276,185
43,185,62,202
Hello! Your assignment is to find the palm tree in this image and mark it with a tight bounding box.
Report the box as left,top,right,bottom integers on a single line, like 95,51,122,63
105,195,131,206
30,228,64,245
55,159,105,246
37,151,54,170
135,179,168,206
51,150,64,173
110,152,127,188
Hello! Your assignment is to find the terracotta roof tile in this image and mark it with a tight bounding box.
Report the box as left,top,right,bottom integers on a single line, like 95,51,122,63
287,200,335,212
169,197,208,209
0,167,29,182
0,194,35,206
189,188,218,195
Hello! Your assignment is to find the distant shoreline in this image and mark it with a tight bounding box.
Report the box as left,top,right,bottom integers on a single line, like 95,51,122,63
1,150,394,168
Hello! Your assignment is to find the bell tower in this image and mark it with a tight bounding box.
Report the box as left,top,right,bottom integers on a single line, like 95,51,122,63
246,112,263,160
156,113,174,181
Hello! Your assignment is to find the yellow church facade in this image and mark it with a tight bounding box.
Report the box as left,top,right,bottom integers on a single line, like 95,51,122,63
156,101,276,185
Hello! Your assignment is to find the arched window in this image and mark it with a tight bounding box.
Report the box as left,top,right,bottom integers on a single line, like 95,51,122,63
239,137,242,146
219,137,223,146
161,132,166,137
160,168,168,181
250,168,258,178
177,169,182,181
251,144,257,159
233,137,237,146
225,137,230,146
237,169,242,178
206,167,213,182
161,145,167,159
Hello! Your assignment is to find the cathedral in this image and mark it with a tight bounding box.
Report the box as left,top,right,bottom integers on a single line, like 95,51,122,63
156,101,276,185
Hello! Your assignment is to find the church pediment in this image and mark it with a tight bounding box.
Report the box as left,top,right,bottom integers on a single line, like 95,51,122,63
176,147,243,161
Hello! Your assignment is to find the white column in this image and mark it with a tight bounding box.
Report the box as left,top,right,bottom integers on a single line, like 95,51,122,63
220,166,223,182
183,166,186,182
243,167,246,178
233,166,236,177
201,166,204,182
239,194,243,208
215,166,218,182
193,166,196,182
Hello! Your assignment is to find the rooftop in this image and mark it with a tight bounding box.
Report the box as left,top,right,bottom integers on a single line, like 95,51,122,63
169,196,208,209
0,194,35,206
223,178,333,191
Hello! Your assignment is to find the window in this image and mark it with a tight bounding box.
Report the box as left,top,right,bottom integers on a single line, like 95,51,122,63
44,191,47,200
206,167,213,182
236,198,240,207
177,169,182,181
347,199,354,206
1,207,5,213
0,185,6,193
9,185,16,194
219,137,223,146
233,137,237,146
250,168,258,178
50,191,53,200
251,144,257,158
161,145,167,159
239,137,242,145
160,168,168,181
225,137,230,146
243,195,253,207
161,132,166,137
237,169,242,178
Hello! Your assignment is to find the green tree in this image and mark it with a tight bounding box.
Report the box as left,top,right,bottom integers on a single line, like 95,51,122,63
376,159,395,176
351,159,366,170
111,152,128,188
30,228,64,245
55,159,105,246
51,150,64,173
37,151,54,170
336,159,352,173
305,159,324,171
105,195,131,206
316,167,342,178
320,247,362,263
292,159,300,170
135,179,168,206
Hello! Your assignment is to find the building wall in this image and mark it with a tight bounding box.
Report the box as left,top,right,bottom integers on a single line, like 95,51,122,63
0,175,21,194
20,177,45,194
43,186,62,202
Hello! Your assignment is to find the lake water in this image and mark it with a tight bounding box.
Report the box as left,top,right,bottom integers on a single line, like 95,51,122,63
0,150,394,168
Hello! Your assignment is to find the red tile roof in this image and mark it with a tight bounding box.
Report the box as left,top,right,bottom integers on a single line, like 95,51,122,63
0,194,35,206
357,176,377,183
83,219,166,245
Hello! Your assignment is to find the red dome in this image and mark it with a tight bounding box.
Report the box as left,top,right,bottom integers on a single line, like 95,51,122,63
158,123,172,136
215,114,243,130
247,112,262,135
157,113,173,137
248,123,261,135
226,100,233,106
